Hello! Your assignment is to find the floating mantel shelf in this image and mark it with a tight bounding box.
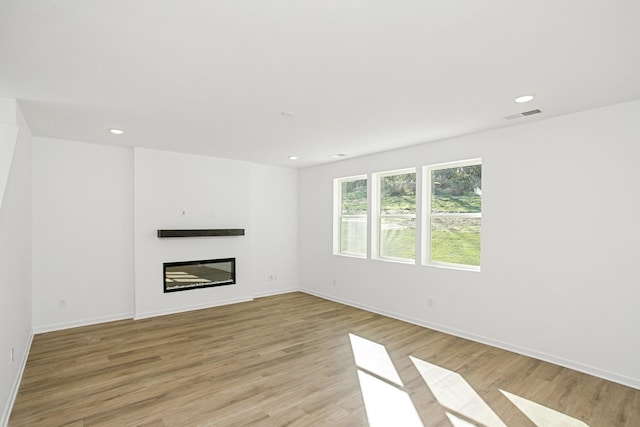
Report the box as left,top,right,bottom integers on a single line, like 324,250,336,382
157,229,245,238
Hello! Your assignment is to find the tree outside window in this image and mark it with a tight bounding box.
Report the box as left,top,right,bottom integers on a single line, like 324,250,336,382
336,177,367,256
377,170,416,261
425,160,481,269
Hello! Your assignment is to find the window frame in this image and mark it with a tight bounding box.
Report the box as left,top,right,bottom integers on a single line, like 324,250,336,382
372,168,417,264
422,159,482,271
333,175,368,258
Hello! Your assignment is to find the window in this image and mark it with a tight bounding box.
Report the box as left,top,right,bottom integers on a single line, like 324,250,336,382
424,159,481,270
375,169,416,262
334,176,367,257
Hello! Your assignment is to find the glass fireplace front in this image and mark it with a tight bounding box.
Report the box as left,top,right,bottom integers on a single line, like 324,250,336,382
163,258,236,293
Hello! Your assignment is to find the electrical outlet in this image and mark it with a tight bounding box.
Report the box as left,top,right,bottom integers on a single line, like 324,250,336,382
427,297,434,308
58,298,67,309
332,278,337,287
267,274,277,281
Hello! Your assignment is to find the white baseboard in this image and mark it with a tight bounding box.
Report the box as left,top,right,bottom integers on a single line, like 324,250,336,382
252,287,299,298
2,331,33,427
134,297,254,320
300,288,640,391
33,313,134,334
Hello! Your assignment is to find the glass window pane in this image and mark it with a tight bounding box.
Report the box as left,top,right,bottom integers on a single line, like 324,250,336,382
380,173,416,215
431,165,481,214
341,179,367,215
380,217,415,260
430,217,480,266
341,217,367,255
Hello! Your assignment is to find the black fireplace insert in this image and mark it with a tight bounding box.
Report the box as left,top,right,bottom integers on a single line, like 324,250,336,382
163,258,236,293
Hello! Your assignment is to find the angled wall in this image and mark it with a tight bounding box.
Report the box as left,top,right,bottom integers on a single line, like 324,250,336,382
0,101,32,426
0,98,18,211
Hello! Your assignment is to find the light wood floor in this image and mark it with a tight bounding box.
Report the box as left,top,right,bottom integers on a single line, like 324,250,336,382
9,292,640,426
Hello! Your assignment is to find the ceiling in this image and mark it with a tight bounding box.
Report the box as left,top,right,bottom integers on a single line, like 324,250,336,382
1,1,639,168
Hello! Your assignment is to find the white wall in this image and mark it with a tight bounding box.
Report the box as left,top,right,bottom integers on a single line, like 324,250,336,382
299,99,640,388
0,99,18,211
32,138,134,331
29,142,299,325
133,148,255,318
252,164,299,296
0,103,32,425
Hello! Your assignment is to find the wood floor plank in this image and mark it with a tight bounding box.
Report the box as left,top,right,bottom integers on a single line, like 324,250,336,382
9,292,640,426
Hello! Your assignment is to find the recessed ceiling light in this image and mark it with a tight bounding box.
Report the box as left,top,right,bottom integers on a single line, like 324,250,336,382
514,95,535,103
288,155,298,160
329,153,348,158
109,128,124,135
281,112,295,119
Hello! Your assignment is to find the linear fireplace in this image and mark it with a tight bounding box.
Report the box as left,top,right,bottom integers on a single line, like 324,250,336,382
163,258,236,293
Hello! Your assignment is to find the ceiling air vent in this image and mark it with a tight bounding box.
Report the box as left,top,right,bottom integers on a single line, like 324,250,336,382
504,109,543,120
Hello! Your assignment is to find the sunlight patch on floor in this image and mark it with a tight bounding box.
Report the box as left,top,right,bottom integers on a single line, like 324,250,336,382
357,370,424,427
350,334,588,427
500,389,589,427
410,356,507,427
349,333,404,386
350,334,423,426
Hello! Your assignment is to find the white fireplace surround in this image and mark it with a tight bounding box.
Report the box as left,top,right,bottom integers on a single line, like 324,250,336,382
133,148,255,319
